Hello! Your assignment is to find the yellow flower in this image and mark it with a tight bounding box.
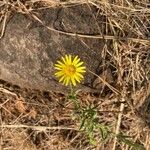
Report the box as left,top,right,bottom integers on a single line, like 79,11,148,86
54,55,86,86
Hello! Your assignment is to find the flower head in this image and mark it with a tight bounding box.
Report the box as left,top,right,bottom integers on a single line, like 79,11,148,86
54,55,86,86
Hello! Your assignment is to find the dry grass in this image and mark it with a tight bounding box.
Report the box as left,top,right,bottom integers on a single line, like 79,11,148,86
0,0,150,150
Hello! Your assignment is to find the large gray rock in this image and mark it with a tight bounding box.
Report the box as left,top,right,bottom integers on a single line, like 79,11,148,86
0,5,106,92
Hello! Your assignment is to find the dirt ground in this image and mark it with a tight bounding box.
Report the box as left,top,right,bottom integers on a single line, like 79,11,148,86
1,78,149,150
0,0,150,150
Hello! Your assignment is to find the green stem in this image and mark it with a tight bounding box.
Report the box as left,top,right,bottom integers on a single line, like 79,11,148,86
70,83,73,96
69,83,80,109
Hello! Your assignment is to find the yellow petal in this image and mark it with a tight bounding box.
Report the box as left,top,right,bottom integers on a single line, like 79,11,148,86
62,56,67,65
55,71,64,77
59,75,65,82
73,56,78,63
57,61,65,66
62,77,67,85
54,66,63,70
73,56,80,65
65,77,70,86
71,76,76,86
56,61,65,68
75,72,84,78
65,55,69,64
76,61,83,67
76,67,86,72
68,55,72,65
74,75,81,83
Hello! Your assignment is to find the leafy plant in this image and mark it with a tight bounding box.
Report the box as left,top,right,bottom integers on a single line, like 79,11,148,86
68,92,145,150
116,133,145,150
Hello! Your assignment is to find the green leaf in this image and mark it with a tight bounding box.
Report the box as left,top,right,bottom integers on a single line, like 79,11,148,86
68,94,76,100
89,137,96,145
79,117,86,130
117,134,145,150
98,124,109,140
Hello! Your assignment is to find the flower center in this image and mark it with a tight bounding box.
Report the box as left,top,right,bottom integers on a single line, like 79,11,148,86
64,65,76,76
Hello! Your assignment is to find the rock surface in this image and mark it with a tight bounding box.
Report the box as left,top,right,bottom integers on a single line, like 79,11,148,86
0,5,106,92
